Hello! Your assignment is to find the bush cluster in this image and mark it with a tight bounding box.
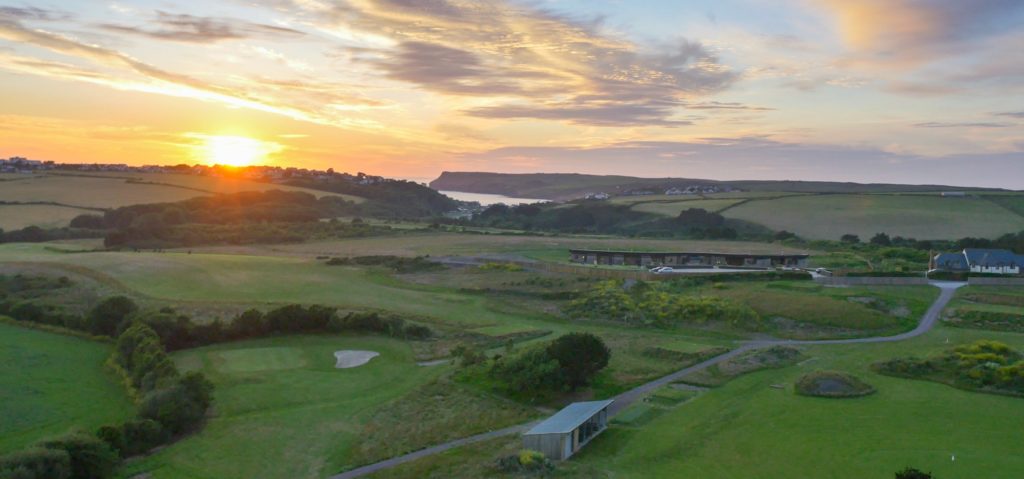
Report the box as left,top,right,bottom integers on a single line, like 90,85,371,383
477,333,611,397
325,255,445,273
873,340,1024,396
0,433,118,479
495,450,554,475
566,280,761,329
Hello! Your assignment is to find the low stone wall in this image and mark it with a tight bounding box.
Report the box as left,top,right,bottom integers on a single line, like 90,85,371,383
968,277,1024,286
814,276,930,286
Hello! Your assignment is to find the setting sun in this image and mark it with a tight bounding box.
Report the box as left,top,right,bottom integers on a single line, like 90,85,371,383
199,135,279,167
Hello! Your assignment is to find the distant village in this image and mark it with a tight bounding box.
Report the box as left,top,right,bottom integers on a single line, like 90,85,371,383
0,156,393,186
583,184,733,200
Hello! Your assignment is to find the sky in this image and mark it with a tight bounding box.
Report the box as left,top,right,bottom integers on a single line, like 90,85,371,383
0,0,1022,187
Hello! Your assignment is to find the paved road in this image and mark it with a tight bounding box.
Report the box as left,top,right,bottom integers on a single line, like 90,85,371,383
330,281,965,478
329,422,540,479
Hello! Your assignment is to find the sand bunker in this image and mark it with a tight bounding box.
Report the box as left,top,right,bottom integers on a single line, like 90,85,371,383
334,350,380,369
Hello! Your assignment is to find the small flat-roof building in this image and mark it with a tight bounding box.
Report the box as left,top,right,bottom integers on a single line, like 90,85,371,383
522,400,613,460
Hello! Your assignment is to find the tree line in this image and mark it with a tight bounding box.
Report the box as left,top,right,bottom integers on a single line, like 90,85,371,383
462,203,771,240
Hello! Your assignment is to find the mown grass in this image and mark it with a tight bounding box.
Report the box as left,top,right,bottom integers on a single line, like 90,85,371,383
122,334,443,479
0,321,133,453
722,194,1024,240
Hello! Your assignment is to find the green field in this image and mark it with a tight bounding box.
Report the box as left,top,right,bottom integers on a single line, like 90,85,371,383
0,172,360,212
124,335,443,479
0,322,133,453
722,194,1024,240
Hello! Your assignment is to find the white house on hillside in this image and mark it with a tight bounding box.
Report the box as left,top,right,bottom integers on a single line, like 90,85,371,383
932,249,1023,275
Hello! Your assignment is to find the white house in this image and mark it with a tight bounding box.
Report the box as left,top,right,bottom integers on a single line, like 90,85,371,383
932,249,1023,275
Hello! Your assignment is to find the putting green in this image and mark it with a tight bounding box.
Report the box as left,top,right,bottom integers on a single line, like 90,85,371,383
215,347,307,373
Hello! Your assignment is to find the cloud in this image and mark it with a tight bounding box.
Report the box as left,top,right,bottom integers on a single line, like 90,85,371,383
456,137,1024,188
98,11,305,43
373,41,526,95
292,0,735,126
465,99,694,127
914,121,1011,128
813,0,1024,67
994,110,1024,119
0,6,72,22
685,101,774,111
0,18,385,133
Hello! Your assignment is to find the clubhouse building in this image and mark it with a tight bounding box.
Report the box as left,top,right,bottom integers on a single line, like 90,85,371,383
932,248,1024,275
569,248,809,269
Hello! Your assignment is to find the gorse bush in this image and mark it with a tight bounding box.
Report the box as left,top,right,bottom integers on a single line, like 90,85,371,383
566,279,760,329
873,340,1024,396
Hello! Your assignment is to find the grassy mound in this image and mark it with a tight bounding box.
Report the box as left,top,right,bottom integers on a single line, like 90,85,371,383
795,371,876,398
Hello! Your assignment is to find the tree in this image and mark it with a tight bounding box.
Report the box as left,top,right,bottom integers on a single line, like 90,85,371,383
895,467,933,479
69,214,105,230
0,447,71,479
840,234,860,243
774,230,796,240
545,333,611,390
870,232,892,246
39,433,118,479
139,372,214,434
88,296,138,337
228,309,266,339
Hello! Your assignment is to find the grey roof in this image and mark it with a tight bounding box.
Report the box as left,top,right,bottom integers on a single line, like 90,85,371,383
524,400,614,435
963,249,1023,267
934,252,968,271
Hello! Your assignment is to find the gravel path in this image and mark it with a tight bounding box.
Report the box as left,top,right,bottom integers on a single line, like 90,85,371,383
330,281,965,478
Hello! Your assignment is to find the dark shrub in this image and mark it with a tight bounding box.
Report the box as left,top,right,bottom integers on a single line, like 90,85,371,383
88,296,138,337
39,433,118,479
0,447,71,479
546,333,610,391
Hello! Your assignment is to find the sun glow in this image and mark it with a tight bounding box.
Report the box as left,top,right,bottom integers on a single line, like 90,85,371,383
197,135,281,167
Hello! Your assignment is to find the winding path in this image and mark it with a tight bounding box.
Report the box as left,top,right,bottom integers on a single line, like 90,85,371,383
330,281,965,478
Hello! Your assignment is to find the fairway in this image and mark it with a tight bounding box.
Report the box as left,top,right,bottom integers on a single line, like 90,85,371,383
722,194,1024,240
0,172,361,212
160,231,814,259
125,335,442,479
0,322,133,453
561,326,1024,478
0,204,99,230
630,198,742,216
